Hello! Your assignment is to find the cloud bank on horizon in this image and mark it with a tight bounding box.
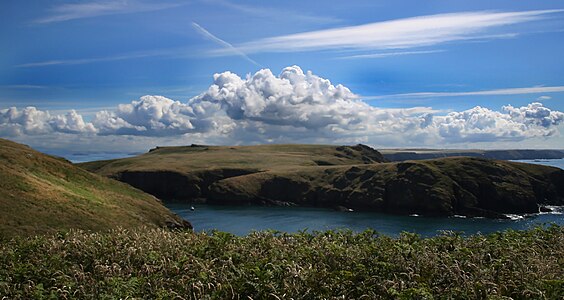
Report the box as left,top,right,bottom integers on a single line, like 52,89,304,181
1,66,562,151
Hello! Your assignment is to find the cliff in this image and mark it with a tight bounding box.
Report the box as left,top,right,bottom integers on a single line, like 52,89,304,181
79,144,564,218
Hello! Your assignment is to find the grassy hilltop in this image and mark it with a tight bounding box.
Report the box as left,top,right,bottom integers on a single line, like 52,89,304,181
0,138,189,239
80,144,564,218
80,143,385,175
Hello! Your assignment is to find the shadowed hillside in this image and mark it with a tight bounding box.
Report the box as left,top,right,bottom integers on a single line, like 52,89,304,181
209,157,564,218
0,138,190,239
79,144,564,218
79,144,386,202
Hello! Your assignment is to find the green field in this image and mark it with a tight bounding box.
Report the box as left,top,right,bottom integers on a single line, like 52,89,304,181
1,226,562,299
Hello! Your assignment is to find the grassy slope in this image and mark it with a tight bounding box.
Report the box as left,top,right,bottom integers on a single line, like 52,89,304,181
0,138,189,239
79,144,385,175
1,226,562,299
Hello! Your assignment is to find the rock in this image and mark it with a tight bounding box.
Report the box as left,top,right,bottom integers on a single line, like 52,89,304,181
334,205,354,212
165,219,193,230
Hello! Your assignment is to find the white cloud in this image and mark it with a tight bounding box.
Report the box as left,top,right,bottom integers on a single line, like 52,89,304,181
51,110,97,134
365,86,564,100
94,95,210,136
503,102,564,128
214,10,563,55
207,0,340,24
0,107,96,136
15,48,188,68
338,50,445,59
190,66,368,129
34,1,183,24
1,66,563,151
191,22,262,67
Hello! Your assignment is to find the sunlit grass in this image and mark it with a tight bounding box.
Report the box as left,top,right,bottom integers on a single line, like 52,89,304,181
1,225,562,299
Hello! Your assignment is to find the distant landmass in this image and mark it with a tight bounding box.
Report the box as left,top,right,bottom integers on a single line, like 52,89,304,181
79,144,564,219
0,138,190,239
380,149,564,161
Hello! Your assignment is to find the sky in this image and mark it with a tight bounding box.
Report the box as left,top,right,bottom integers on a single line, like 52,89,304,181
1,0,564,159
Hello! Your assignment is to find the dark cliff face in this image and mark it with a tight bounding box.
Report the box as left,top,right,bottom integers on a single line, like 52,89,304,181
207,158,564,218
79,144,564,218
115,168,257,202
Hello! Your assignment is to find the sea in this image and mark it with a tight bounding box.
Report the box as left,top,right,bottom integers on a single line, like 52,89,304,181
64,151,564,236
168,158,564,236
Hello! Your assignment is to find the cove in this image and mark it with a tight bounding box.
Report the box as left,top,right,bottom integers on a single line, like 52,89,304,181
168,203,564,237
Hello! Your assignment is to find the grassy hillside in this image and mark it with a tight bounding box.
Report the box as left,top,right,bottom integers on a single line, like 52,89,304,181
79,143,385,175
0,138,190,239
78,144,386,204
1,226,562,299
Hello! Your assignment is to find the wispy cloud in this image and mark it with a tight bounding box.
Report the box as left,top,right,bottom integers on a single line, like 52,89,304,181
191,22,262,67
34,0,183,24
0,85,47,89
214,10,562,55
205,0,340,24
338,50,445,59
15,49,188,68
363,86,564,100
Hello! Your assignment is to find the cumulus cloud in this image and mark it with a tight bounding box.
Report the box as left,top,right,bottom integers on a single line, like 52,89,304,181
503,102,564,128
1,66,563,150
92,95,235,136
190,66,368,129
433,103,564,142
0,107,95,136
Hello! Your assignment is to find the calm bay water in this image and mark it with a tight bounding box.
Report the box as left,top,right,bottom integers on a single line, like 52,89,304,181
168,159,564,236
168,204,563,237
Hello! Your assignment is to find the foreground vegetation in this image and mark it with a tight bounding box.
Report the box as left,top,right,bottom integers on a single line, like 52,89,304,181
1,226,563,299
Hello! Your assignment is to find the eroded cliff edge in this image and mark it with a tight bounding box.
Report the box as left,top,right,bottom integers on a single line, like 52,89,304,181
79,144,564,218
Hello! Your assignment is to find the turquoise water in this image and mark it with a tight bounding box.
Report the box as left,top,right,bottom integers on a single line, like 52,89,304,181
168,159,564,236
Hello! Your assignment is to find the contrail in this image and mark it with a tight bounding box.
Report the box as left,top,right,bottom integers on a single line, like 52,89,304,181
192,22,262,67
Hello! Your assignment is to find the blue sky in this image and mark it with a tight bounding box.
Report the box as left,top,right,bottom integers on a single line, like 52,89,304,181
1,0,564,157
